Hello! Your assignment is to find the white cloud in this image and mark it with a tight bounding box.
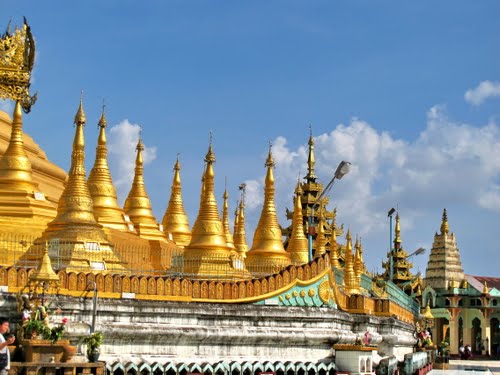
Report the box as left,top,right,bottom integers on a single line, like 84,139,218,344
107,120,157,202
243,106,500,275
464,80,500,106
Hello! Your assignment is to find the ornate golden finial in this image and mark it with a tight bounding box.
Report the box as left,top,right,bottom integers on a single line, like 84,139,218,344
247,145,290,273
440,208,449,235
394,213,402,247
287,181,308,264
205,131,215,164
123,135,166,240
483,281,489,294
305,125,317,181
98,100,107,128
74,91,86,126
422,302,434,320
221,186,236,250
0,101,38,189
0,19,37,112
161,156,191,246
88,103,132,232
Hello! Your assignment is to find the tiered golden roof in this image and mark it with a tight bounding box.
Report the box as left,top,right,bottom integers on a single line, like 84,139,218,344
88,105,134,233
246,145,290,273
161,157,191,246
286,182,309,265
183,139,245,279
343,230,359,294
123,136,166,241
31,98,125,273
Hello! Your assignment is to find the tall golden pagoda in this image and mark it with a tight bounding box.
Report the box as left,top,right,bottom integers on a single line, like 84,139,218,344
343,230,359,294
330,219,342,268
183,138,246,280
29,98,126,273
283,130,341,258
424,209,465,290
246,145,290,274
88,105,134,233
161,157,192,247
314,209,327,257
286,182,309,265
123,136,166,241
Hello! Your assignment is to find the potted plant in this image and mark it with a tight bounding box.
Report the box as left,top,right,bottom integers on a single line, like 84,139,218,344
81,331,103,362
23,319,50,339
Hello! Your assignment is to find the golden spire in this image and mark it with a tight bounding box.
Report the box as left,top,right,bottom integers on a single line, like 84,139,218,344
304,126,317,181
354,236,364,286
483,281,489,294
123,134,166,240
247,143,290,272
222,184,236,250
287,181,309,264
184,137,243,279
422,302,434,320
35,97,125,273
161,156,192,246
0,101,38,189
330,219,341,268
440,208,449,235
88,103,133,232
233,198,249,258
343,230,359,294
394,213,402,248
314,209,326,257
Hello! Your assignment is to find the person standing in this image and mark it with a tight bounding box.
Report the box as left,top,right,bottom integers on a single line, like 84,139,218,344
0,317,16,375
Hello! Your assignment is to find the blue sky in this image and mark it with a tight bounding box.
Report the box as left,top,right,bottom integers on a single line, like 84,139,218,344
2,1,499,277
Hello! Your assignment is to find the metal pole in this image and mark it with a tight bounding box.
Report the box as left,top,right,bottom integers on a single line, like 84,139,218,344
89,282,97,333
389,214,394,282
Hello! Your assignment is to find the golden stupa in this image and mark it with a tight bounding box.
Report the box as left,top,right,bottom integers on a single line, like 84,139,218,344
183,137,249,280
161,157,192,247
286,182,309,265
26,98,126,273
246,145,291,274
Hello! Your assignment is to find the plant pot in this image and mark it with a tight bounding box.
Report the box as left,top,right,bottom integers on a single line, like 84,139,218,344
87,348,100,363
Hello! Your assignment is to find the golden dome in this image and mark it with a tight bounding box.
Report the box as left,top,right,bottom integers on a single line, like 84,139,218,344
286,182,309,265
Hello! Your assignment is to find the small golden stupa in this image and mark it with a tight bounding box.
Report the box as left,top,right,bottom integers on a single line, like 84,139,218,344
161,157,192,247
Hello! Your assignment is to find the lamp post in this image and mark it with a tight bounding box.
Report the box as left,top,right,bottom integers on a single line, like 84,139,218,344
87,281,98,333
308,160,351,261
387,208,396,281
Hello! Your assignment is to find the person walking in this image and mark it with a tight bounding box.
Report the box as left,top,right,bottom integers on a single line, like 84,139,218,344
0,317,16,375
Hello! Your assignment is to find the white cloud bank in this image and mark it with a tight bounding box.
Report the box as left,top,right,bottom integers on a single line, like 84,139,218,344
242,105,500,275
107,119,157,202
464,80,500,106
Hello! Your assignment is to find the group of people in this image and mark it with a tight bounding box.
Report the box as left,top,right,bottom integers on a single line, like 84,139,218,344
0,317,15,375
459,344,473,360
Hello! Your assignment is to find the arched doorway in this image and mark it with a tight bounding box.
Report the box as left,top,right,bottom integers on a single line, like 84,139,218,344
491,317,500,356
472,317,482,354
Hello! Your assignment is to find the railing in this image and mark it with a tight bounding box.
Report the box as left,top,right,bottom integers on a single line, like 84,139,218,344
9,361,105,375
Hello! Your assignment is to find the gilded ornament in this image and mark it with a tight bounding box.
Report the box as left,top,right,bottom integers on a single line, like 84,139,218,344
308,288,316,297
285,293,291,300
299,290,306,298
292,291,298,297
318,280,331,303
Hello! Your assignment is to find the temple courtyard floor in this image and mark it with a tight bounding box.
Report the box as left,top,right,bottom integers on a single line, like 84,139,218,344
431,359,500,375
